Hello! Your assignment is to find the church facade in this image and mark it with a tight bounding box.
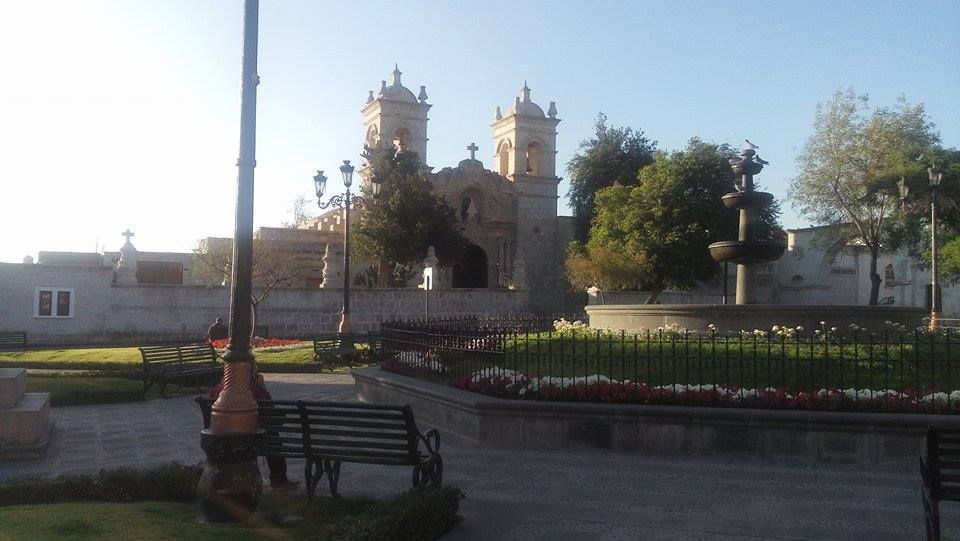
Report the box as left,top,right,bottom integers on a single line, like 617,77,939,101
358,66,575,311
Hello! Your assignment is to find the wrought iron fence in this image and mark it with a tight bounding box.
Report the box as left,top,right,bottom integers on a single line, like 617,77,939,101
379,316,960,414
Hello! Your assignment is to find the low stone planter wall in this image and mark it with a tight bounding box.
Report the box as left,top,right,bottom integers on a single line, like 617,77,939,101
586,303,926,333
353,366,960,469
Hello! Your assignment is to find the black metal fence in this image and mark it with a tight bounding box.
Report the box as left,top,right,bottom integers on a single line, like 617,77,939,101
380,315,960,414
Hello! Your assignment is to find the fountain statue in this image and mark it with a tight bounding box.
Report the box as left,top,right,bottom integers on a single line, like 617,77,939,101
707,144,786,304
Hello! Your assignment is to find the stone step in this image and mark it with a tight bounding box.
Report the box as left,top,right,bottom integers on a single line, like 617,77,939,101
0,368,26,408
0,392,51,446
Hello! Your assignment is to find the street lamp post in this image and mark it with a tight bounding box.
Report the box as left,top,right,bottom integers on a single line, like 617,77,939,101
314,163,381,336
198,0,263,523
929,165,943,331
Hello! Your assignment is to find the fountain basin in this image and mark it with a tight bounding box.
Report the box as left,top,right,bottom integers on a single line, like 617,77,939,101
721,191,775,209
586,304,926,333
708,240,786,263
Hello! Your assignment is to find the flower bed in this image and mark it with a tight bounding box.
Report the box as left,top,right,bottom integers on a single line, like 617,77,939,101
209,337,310,352
384,356,960,414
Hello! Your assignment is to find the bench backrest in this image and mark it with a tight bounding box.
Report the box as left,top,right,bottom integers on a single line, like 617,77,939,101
253,324,269,338
196,397,304,458
928,427,960,501
297,400,418,464
140,343,216,371
0,332,27,349
195,397,419,463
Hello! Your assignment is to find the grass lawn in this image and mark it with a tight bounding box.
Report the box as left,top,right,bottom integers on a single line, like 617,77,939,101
24,375,194,406
402,331,960,392
0,491,462,541
0,343,354,373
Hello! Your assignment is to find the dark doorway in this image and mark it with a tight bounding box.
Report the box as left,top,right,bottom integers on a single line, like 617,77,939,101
452,244,488,288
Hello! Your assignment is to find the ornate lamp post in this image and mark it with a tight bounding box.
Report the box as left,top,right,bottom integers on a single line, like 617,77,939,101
929,164,943,331
314,162,382,335
198,0,263,522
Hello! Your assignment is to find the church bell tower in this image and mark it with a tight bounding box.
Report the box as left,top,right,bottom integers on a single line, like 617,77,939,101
491,83,561,311
361,65,431,164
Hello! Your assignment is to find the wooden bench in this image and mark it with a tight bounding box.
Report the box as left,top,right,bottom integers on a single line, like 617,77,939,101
196,397,442,500
253,324,269,338
0,332,26,351
139,343,221,397
921,426,960,540
313,333,362,370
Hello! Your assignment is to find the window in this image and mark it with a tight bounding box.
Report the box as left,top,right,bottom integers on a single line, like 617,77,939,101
884,264,895,288
35,287,75,318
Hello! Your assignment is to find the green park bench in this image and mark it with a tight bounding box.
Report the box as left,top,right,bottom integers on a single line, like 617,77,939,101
0,331,27,351
921,426,960,540
312,332,381,370
139,343,222,397
195,397,442,500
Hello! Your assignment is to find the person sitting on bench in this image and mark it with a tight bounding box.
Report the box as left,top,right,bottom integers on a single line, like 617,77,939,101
208,364,299,491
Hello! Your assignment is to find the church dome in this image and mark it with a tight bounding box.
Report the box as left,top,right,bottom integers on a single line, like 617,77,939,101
378,65,418,104
507,83,545,118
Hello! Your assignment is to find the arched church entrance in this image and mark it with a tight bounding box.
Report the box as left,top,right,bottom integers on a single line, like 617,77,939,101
452,244,488,288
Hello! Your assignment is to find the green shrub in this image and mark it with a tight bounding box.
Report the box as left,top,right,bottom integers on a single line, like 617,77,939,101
0,463,202,506
324,486,464,540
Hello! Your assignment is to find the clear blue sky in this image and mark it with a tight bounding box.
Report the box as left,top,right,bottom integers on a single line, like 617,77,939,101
1,0,958,262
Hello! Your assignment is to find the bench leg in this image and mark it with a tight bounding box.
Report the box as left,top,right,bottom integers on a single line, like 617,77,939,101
324,460,341,498
412,455,442,488
924,491,941,541
304,459,324,502
159,380,168,398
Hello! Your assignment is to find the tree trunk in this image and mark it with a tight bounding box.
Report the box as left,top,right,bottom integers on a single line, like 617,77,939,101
645,278,666,304
377,259,391,288
868,248,881,306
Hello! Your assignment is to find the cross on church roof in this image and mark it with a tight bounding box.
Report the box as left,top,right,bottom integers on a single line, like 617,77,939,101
467,143,478,161
122,229,134,242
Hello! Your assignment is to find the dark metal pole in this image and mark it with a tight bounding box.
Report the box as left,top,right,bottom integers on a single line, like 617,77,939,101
199,0,262,522
340,187,352,333
722,262,729,305
930,186,940,330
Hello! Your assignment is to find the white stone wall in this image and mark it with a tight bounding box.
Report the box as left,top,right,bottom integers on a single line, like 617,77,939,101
0,262,528,345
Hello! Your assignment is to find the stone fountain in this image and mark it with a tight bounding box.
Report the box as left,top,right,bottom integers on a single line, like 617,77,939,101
707,146,785,304
585,143,927,332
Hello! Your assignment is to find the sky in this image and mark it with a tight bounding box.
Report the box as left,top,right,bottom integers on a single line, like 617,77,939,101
1,0,958,263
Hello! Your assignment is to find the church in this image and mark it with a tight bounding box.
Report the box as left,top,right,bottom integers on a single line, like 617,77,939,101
346,66,576,311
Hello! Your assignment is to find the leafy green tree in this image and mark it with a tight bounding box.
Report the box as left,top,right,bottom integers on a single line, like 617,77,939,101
566,113,656,242
788,88,940,305
565,242,650,304
579,139,781,303
352,146,467,285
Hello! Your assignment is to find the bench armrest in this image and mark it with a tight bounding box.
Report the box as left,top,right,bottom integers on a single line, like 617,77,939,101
418,427,441,455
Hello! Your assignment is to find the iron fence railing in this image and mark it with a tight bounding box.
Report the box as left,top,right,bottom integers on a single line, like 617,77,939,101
379,316,960,414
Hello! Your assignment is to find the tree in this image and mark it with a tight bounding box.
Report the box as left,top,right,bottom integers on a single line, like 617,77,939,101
565,243,649,305
566,113,656,242
576,139,781,303
789,89,940,305
193,234,303,331
352,146,468,284
282,193,314,228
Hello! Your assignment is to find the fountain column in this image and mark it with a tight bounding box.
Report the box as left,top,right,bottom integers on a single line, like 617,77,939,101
708,146,785,305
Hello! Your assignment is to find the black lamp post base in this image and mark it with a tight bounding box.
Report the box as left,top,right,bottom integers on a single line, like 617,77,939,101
198,428,264,523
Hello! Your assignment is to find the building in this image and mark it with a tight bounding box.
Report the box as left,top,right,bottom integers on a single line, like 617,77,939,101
354,66,576,311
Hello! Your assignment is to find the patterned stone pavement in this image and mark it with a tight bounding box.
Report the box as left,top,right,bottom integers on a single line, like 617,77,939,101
0,372,954,540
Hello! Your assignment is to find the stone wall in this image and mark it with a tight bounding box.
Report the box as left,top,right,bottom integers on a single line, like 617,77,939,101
0,262,528,345
354,367,960,468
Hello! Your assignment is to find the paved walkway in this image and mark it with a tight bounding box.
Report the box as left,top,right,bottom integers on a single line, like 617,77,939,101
0,373,954,539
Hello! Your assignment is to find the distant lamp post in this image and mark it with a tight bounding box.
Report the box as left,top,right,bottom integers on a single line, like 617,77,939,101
928,165,943,331
314,161,382,334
